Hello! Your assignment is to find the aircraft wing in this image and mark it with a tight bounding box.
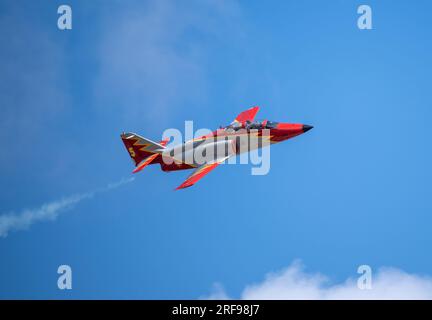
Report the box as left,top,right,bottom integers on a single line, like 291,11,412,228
175,156,230,190
233,106,260,123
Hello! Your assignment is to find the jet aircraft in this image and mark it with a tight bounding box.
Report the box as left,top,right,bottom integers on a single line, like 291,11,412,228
121,106,313,190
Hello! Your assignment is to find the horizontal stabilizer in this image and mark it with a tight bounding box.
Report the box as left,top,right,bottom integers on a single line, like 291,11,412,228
132,153,159,173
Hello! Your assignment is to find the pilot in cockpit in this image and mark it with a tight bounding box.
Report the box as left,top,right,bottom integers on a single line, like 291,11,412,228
223,120,279,132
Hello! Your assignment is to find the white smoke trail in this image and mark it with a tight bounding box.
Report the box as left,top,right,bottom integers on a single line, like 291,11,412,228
0,177,135,238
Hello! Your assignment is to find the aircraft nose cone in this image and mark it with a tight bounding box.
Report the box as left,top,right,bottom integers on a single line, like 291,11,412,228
302,124,314,132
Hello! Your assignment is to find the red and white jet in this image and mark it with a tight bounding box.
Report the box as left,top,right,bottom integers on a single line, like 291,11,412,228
121,106,313,190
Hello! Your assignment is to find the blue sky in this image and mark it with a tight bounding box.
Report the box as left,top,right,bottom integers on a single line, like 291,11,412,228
1,0,432,299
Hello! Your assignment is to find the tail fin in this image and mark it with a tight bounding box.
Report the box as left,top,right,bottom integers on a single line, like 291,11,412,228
121,132,165,167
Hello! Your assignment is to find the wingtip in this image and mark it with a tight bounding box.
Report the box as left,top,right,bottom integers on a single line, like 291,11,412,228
175,184,193,191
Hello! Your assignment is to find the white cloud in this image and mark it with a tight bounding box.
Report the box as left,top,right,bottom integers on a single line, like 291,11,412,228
0,177,134,238
204,260,432,300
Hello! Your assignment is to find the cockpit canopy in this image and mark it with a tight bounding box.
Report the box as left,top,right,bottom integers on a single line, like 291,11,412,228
223,120,279,132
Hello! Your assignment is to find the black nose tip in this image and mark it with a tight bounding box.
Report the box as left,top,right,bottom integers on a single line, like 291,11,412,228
303,124,313,132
